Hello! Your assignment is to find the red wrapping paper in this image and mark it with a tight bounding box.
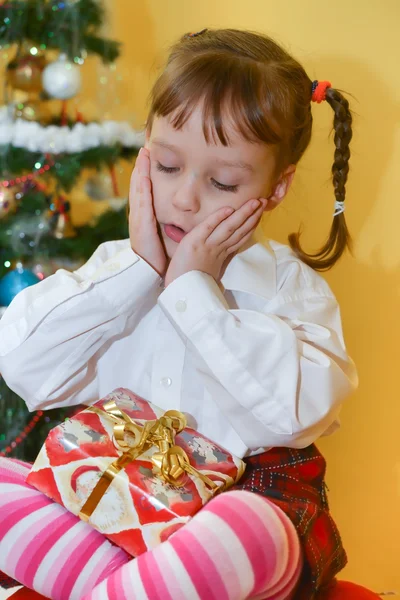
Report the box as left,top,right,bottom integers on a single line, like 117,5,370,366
27,388,245,556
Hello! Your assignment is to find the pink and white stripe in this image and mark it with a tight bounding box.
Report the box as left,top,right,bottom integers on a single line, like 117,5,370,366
84,491,302,600
0,458,301,600
0,458,129,600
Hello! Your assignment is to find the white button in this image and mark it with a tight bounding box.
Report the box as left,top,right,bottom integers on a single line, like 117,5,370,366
175,299,187,313
160,377,172,388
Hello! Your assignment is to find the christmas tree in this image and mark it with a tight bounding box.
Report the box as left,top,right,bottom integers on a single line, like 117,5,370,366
0,0,142,461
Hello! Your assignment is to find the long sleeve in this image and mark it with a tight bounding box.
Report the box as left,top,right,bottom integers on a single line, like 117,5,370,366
0,240,161,411
158,269,358,450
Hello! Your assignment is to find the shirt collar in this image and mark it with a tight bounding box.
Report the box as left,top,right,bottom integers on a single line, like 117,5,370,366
220,238,277,300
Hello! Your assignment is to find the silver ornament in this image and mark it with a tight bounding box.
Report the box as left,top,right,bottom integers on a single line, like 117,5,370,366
42,53,82,100
85,172,114,201
9,214,51,254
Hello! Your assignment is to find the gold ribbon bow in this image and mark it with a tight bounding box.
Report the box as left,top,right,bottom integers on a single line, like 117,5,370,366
79,400,224,522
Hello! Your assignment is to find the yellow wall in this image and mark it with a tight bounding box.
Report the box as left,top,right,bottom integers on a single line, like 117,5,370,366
109,0,400,592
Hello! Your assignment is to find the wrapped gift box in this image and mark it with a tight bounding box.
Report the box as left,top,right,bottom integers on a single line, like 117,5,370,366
27,388,245,556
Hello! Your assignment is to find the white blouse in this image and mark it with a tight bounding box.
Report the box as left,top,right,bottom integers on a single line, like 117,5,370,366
0,238,358,458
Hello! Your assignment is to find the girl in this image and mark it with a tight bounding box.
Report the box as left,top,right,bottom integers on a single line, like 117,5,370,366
0,28,357,599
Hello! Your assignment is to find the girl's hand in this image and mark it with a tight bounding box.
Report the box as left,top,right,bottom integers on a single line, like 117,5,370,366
165,198,267,287
129,148,168,276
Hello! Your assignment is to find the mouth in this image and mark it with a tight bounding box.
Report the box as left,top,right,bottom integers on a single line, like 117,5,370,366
163,223,187,244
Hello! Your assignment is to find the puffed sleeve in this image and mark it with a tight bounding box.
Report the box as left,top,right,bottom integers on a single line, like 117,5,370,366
158,267,357,449
0,240,161,411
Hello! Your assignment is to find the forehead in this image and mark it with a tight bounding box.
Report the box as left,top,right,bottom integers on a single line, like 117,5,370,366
152,102,248,146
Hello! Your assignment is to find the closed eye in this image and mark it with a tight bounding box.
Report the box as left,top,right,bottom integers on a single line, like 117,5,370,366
211,179,239,193
156,162,239,193
156,162,179,174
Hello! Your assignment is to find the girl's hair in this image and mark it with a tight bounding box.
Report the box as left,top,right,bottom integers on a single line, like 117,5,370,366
147,28,353,271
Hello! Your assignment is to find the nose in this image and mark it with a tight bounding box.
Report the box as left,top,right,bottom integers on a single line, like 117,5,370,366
172,177,201,213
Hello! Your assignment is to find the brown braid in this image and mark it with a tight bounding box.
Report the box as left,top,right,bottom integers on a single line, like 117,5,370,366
289,87,353,270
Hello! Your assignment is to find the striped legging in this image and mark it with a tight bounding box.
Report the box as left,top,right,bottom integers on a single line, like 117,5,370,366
0,458,301,600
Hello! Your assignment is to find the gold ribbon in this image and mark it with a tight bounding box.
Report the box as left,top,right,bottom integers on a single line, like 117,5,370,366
79,400,226,522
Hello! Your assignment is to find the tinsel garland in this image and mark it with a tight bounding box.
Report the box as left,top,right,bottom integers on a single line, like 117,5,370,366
0,108,145,154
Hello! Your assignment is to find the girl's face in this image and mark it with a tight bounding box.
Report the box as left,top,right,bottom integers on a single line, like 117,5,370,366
147,103,295,259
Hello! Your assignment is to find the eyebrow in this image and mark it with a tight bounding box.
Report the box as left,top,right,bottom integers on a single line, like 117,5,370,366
152,138,254,172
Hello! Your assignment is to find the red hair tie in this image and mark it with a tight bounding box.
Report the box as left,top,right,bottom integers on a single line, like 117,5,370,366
311,80,332,103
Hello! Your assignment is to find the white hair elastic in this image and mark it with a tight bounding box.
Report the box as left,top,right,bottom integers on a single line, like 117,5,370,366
333,201,345,217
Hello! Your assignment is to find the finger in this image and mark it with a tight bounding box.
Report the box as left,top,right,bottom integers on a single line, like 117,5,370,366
224,204,264,250
129,151,143,204
137,176,156,224
189,206,235,243
138,147,151,177
129,149,151,213
207,199,261,246
226,227,258,255
225,201,267,254
129,161,138,191
130,182,154,228
130,176,157,243
130,148,150,187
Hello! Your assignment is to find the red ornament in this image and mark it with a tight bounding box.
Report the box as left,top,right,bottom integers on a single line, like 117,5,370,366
0,161,54,188
0,411,44,457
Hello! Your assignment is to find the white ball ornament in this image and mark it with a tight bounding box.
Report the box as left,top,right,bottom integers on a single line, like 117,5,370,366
42,53,82,100
85,172,114,201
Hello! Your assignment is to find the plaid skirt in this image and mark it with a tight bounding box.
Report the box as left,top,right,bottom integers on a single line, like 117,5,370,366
232,444,347,599
0,570,17,590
